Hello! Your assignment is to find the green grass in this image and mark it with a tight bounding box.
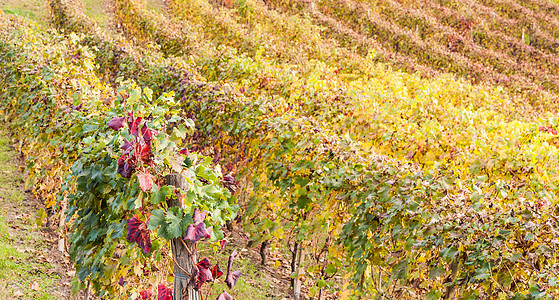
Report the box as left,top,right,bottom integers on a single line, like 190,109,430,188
1,0,49,26
146,0,165,14
82,0,108,29
0,131,59,299
197,244,282,300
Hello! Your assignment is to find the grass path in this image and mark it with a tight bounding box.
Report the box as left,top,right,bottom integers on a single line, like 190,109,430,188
0,0,49,27
0,130,80,300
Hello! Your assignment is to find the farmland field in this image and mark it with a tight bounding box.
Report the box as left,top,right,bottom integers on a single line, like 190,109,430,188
2,0,559,299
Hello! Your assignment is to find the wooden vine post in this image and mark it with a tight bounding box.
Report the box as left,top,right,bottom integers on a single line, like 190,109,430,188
291,241,303,300
166,174,200,300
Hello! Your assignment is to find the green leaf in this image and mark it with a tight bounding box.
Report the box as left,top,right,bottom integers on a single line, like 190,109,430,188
429,266,445,280
297,195,311,209
530,284,545,298
425,289,441,300
166,209,184,239
325,263,337,275
148,209,166,230
392,259,408,280
151,185,174,204
129,88,141,103
35,208,47,227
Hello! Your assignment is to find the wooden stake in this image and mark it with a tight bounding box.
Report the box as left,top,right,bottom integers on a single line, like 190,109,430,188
166,174,200,300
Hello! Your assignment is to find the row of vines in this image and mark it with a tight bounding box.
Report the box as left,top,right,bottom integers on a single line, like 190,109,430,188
3,0,559,298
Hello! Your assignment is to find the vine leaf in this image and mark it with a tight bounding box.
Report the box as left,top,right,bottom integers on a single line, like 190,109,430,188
225,249,241,289
211,263,224,280
126,216,152,254
117,159,135,178
108,116,125,131
184,222,211,243
121,139,133,154
216,291,233,300
127,113,142,137
184,208,211,243
157,284,172,300
141,124,153,144
138,286,152,300
222,174,237,194
219,239,229,251
137,172,155,193
193,207,207,225
225,271,241,289
192,258,214,290
165,209,186,239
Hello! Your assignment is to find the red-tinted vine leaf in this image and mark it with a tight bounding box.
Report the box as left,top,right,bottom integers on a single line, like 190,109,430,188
225,271,241,289
216,291,233,300
219,239,229,251
118,159,135,178
127,112,142,137
157,284,172,300
198,258,212,269
226,249,236,273
136,142,152,164
118,275,124,287
138,286,153,300
142,125,153,145
193,207,207,225
179,148,189,155
222,175,237,194
137,172,155,193
108,116,126,131
121,139,134,154
193,258,214,290
225,249,241,289
211,263,224,280
184,222,211,243
126,216,152,254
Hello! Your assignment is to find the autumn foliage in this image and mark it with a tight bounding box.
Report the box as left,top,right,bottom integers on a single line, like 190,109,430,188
3,0,559,298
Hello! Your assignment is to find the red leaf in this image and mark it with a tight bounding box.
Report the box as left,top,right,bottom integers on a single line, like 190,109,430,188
118,275,124,287
194,258,214,290
211,263,224,280
142,125,153,145
225,271,241,289
127,112,142,137
126,216,152,254
118,157,135,178
108,116,126,131
190,259,214,291
192,207,207,225
121,139,134,154
179,148,189,155
136,141,153,164
225,249,241,289
184,222,211,243
226,249,237,273
219,239,229,252
198,258,212,269
158,284,172,300
216,291,233,300
138,286,153,300
222,174,237,194
137,172,154,193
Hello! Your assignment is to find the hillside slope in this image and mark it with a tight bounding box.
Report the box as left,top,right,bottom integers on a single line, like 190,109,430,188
3,0,559,299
